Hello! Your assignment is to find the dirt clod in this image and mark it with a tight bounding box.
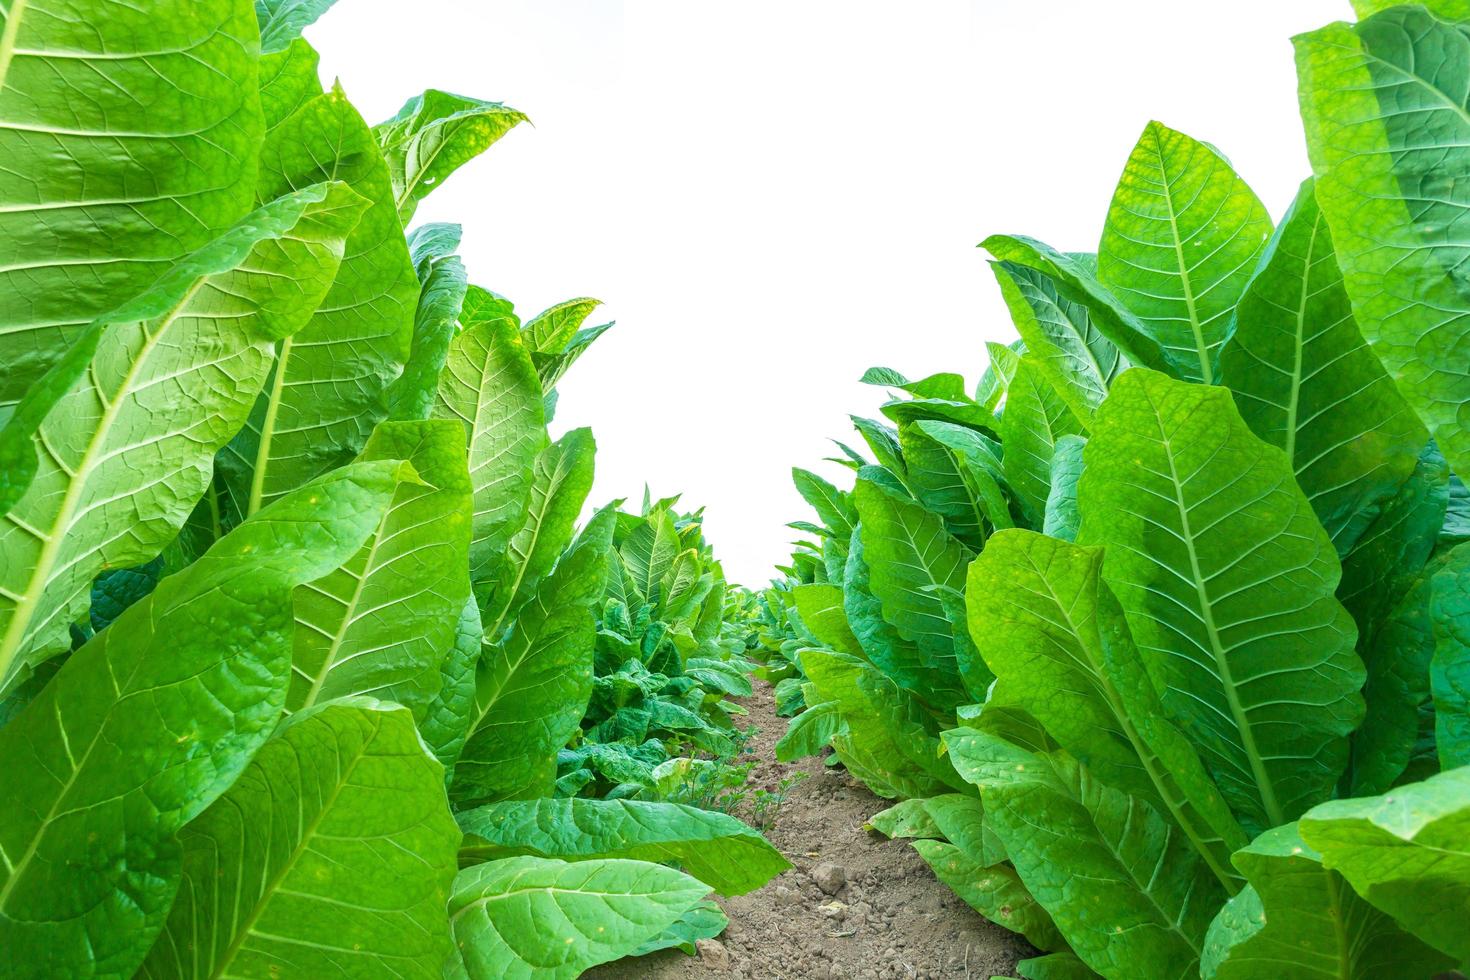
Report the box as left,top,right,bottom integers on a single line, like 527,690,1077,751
587,681,1032,979
812,861,847,895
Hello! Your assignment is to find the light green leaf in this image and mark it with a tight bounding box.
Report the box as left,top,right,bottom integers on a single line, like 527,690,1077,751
1079,368,1362,833
225,86,419,513
791,583,859,653
457,798,789,896
1427,543,1470,768
0,184,364,693
482,428,597,639
140,699,459,980
1299,765,1470,963
1221,178,1425,555
914,420,1014,533
865,799,943,840
255,0,338,53
1008,952,1102,980
945,729,1223,979
387,250,469,421
793,467,856,541
0,461,407,977
990,260,1125,423
911,840,1065,953
853,478,970,710
774,697,841,762
1200,824,1453,980
1001,356,1084,527
977,339,1025,410
0,0,263,409
433,317,548,587
447,856,709,980
453,507,613,806
258,38,324,131
420,596,485,773
288,419,472,717
1042,434,1085,542
375,91,528,223
968,529,1246,890
627,900,727,958
1098,121,1272,384
1295,7,1470,477
900,421,986,547
620,506,681,610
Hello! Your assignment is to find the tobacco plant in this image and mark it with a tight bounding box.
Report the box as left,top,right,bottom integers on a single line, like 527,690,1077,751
776,4,1470,977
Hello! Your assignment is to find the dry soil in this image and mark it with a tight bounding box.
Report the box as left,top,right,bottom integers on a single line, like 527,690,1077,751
587,681,1032,980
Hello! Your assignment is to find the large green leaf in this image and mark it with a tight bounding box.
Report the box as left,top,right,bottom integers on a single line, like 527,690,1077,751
791,583,859,653
792,467,856,542
1295,7,1470,477
457,798,789,896
0,461,406,978
1078,368,1362,833
387,246,469,422
0,0,263,409
1220,178,1425,555
914,420,1014,534
139,699,459,980
1098,121,1272,385
968,530,1246,890
481,428,596,640
433,317,548,587
1427,543,1470,768
0,184,364,694
853,478,970,709
420,596,485,773
620,505,681,609
1200,824,1453,979
224,85,419,513
258,38,324,130
375,91,528,223
945,728,1223,979
1042,434,1085,542
982,235,1172,378
446,856,709,980
288,419,472,716
899,421,986,547
1299,765,1470,963
990,260,1125,423
911,839,1065,953
453,507,613,806
255,0,339,53
1001,356,1084,527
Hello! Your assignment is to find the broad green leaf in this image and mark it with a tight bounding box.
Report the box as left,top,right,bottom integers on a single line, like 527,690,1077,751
914,420,1015,533
225,85,418,513
774,696,841,761
853,478,970,710
977,339,1024,410
447,856,709,980
990,260,1125,422
627,900,727,958
458,798,789,896
1007,952,1101,980
865,799,944,840
420,596,485,773
1079,368,1363,833
1221,178,1425,555
0,461,406,977
375,91,528,223
433,317,548,586
0,0,263,409
792,467,856,541
968,530,1246,890
453,508,613,806
791,583,859,653
851,416,907,478
945,729,1223,979
899,422,986,547
1352,0,1470,17
139,699,459,980
523,297,602,356
982,235,1172,377
1299,765,1470,963
258,38,324,130
1296,7,1470,476
1098,121,1272,384
1042,434,1085,542
801,648,961,798
0,184,364,693
288,420,472,717
841,529,930,698
255,0,338,53
620,506,681,609
482,428,596,638
1000,356,1084,527
911,840,1065,953
1199,824,1453,979
387,250,469,421
1428,543,1470,768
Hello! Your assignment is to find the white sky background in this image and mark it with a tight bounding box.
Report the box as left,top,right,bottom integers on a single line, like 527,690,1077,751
313,0,1352,586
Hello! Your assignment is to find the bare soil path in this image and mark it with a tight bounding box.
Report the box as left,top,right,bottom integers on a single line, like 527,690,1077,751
589,682,1031,980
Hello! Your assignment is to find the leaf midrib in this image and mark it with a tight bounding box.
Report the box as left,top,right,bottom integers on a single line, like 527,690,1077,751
0,0,29,95
1151,131,1213,385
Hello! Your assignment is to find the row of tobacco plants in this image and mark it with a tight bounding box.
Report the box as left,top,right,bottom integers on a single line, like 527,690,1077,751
0,1,786,977
764,3,1470,978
